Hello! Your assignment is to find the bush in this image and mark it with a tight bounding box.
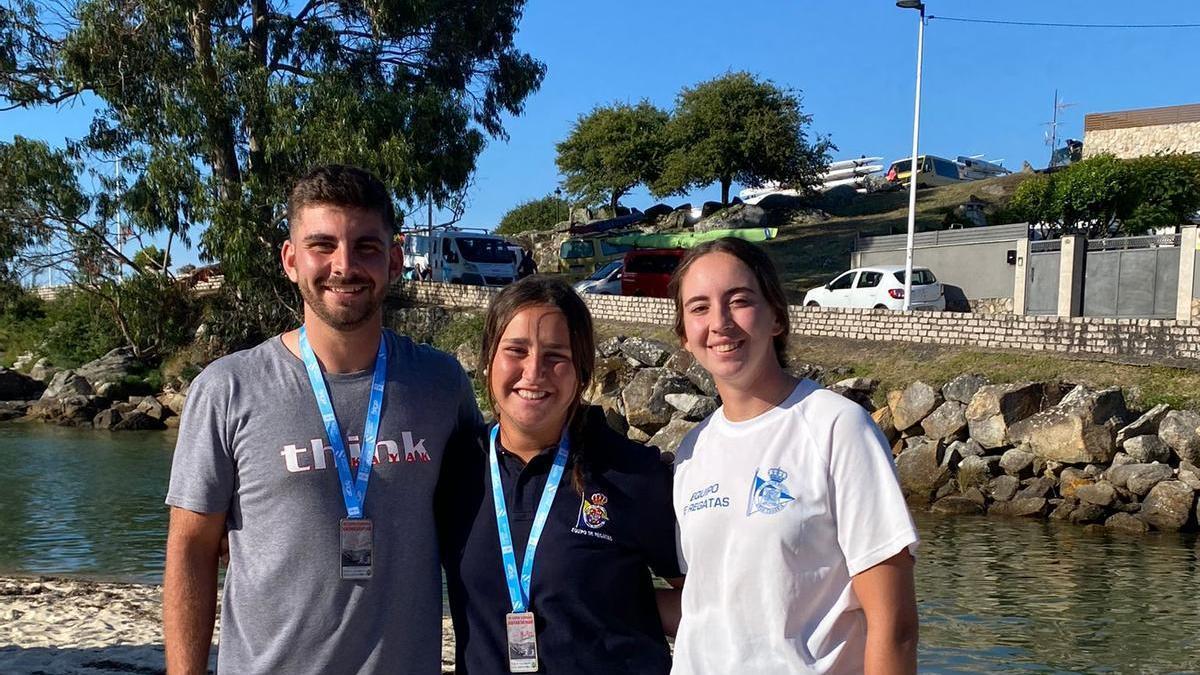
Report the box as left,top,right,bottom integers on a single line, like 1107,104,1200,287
41,288,124,367
496,195,570,235
119,273,200,357
0,283,48,367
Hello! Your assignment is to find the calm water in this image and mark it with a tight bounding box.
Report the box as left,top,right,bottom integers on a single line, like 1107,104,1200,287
2,423,1199,672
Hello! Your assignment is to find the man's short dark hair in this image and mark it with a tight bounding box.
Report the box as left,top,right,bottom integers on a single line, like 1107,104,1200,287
287,165,396,235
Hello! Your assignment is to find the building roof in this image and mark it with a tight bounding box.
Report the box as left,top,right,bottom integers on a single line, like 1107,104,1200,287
1084,103,1200,132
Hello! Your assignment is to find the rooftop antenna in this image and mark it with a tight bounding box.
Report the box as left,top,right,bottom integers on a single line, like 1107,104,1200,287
1044,89,1076,168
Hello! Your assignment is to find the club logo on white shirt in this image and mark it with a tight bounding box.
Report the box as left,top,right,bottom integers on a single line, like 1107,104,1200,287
748,467,795,516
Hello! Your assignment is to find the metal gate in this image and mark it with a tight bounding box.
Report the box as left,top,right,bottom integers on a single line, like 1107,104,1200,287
1081,235,1180,318
1025,240,1061,315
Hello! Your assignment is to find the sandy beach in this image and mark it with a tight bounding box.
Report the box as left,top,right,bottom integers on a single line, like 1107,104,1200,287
0,576,457,674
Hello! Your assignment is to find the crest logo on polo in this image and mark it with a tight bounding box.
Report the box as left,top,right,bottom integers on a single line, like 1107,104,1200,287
280,432,431,472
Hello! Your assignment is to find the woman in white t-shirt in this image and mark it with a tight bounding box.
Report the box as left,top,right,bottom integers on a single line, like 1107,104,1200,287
662,238,919,675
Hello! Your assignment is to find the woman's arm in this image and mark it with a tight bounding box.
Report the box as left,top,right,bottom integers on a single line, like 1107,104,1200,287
656,577,685,637
850,550,918,675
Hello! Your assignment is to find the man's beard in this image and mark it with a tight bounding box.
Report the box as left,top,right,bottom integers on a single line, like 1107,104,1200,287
297,277,384,331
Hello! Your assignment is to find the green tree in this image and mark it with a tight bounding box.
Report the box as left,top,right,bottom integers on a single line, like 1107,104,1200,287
133,246,171,275
2,0,546,339
654,72,832,206
555,101,669,212
496,195,570,235
1124,154,1200,234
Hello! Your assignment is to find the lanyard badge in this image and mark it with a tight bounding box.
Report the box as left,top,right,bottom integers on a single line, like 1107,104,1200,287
488,424,570,673
298,326,388,580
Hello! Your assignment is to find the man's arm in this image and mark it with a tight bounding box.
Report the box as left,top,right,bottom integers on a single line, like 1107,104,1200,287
655,577,685,637
851,550,918,675
163,507,226,675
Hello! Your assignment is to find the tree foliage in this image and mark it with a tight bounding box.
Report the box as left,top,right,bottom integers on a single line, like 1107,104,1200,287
1,0,545,340
133,245,171,274
495,194,569,235
1010,153,1200,236
653,71,832,205
555,100,668,212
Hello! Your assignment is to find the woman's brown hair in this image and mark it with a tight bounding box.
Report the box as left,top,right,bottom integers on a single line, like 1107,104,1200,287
478,275,596,491
667,237,790,368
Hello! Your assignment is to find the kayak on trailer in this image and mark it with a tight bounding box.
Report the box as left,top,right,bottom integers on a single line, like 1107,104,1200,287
606,227,779,249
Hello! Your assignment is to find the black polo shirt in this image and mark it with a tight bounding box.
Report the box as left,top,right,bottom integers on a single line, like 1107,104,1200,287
439,413,680,675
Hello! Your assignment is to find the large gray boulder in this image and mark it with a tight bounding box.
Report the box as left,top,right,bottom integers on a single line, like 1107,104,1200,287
921,401,968,440
683,360,717,397
75,347,141,392
596,336,623,358
988,498,1048,518
1158,410,1200,465
942,373,989,405
619,338,673,368
931,496,985,516
665,394,718,421
695,203,768,233
622,368,696,434
956,455,997,491
1075,481,1117,507
999,447,1035,478
1105,512,1151,535
986,475,1020,502
585,357,628,405
1139,480,1195,531
1007,386,1126,464
890,381,942,431
895,439,949,507
648,417,699,456
1116,403,1171,447
1125,464,1176,497
1123,435,1172,464
965,382,1043,448
112,410,167,431
0,368,45,401
41,370,94,400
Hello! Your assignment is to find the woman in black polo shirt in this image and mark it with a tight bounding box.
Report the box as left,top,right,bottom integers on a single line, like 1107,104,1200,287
439,276,680,674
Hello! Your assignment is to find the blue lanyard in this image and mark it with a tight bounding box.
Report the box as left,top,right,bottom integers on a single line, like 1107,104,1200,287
488,423,570,613
298,326,388,519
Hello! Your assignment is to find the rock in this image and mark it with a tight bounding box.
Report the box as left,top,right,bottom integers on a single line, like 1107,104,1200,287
935,481,959,501
1058,468,1094,498
28,358,59,382
1111,452,1136,467
871,406,898,444
111,410,166,431
0,368,45,401
1123,435,1172,464
932,496,985,515
966,382,1043,448
999,448,1035,478
988,497,1048,518
619,338,672,368
61,395,104,427
135,396,169,422
621,368,695,433
684,360,718,397
662,349,693,375
1139,481,1195,531
834,377,878,393
895,439,949,507
921,401,967,440
947,439,985,460
1049,497,1078,521
161,385,189,416
695,203,767,232
1070,503,1109,524
75,347,141,392
93,408,123,430
1158,410,1200,465
1105,512,1151,535
0,401,29,421
643,203,674,222
597,336,624,358
942,373,989,404
41,370,94,400
626,426,652,443
664,393,718,421
1017,476,1057,500
1007,387,1127,464
986,475,1020,502
454,343,478,376
647,417,698,456
1125,464,1176,497
585,357,627,404
1075,481,1117,506
956,455,996,491
890,381,943,431
1178,461,1200,491
1116,403,1171,446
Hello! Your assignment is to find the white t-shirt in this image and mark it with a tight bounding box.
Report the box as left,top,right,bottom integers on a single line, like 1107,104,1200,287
671,379,918,675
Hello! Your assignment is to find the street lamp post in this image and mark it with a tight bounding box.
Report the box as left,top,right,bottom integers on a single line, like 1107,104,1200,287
897,0,925,311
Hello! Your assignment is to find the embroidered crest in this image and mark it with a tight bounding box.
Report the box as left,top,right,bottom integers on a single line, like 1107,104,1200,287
581,492,609,529
748,467,795,515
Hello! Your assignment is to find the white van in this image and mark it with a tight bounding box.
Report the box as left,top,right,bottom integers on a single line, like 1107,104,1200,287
402,230,517,286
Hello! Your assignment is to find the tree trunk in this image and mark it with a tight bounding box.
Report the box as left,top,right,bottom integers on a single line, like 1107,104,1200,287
189,1,241,201
610,190,620,215
721,177,731,206
246,0,269,177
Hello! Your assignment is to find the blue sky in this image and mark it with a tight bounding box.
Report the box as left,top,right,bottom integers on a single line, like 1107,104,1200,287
6,0,1200,272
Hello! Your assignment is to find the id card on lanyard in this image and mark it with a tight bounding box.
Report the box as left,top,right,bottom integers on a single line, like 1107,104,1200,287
299,326,388,581
488,424,570,673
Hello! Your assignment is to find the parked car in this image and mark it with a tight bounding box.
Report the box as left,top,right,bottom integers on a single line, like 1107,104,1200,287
803,265,945,311
574,260,623,295
621,248,686,298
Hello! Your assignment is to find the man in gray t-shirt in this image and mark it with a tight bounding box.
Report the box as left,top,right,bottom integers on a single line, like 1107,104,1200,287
163,165,481,674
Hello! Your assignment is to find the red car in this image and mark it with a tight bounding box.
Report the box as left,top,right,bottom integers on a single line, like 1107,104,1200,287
621,248,686,298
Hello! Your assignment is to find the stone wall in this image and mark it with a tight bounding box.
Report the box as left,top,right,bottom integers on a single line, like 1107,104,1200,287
392,281,1200,361
969,297,1013,315
1083,121,1200,160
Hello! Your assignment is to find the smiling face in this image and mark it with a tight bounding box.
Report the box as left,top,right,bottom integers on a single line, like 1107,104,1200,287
678,251,784,391
281,204,401,332
489,304,579,446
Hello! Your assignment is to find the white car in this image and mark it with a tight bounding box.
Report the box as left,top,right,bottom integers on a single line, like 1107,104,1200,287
803,265,946,311
573,260,623,295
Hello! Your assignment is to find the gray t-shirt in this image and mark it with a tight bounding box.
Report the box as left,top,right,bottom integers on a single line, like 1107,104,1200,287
166,330,481,674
